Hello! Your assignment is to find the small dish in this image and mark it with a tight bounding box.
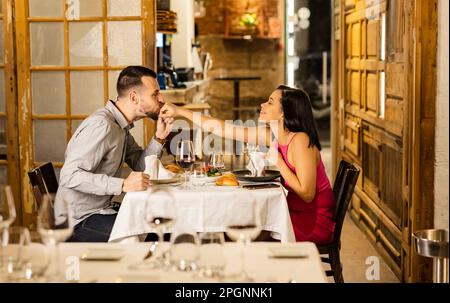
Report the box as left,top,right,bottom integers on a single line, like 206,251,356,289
80,248,125,261
149,176,184,185
268,246,308,258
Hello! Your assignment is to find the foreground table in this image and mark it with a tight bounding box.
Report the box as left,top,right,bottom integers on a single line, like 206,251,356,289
109,184,295,243
57,242,327,283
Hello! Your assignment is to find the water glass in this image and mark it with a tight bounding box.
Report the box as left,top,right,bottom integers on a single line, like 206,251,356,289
197,232,226,279
0,227,30,282
190,162,207,187
209,153,225,170
169,228,200,272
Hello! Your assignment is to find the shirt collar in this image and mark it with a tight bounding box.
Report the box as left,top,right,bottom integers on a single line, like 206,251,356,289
105,100,134,131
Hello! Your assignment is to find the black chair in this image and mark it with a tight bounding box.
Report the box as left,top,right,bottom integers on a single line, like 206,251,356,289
27,162,58,209
317,160,360,283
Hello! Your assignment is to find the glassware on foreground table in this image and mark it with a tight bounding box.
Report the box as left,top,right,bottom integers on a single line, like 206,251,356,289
195,232,226,280
0,185,17,275
225,200,261,282
190,162,207,187
0,226,30,282
37,194,73,282
129,187,177,271
176,140,195,189
169,227,200,272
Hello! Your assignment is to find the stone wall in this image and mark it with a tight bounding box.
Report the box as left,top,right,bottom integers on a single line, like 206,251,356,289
195,0,285,121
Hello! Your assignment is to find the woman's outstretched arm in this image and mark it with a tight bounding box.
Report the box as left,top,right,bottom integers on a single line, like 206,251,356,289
161,103,272,147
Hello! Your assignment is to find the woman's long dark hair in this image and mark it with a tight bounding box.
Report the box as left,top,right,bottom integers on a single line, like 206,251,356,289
277,85,322,151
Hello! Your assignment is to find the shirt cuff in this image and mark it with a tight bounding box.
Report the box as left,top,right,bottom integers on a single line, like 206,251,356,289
107,176,125,195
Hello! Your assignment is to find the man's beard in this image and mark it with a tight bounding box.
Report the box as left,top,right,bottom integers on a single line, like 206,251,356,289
146,111,159,121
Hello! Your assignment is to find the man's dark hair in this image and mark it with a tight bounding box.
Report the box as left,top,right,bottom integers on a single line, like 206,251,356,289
116,66,157,98
277,85,322,151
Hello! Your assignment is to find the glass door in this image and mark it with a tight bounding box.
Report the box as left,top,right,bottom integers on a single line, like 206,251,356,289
15,0,156,227
1,0,22,223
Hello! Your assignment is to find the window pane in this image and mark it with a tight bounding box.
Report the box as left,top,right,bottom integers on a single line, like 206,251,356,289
70,71,104,115
107,0,141,17
29,0,64,18
107,21,142,66
34,120,67,162
32,71,66,115
0,117,6,160
0,20,4,64
79,0,103,17
130,119,144,147
69,22,103,66
71,120,83,136
0,166,7,183
0,70,5,113
30,22,64,66
108,70,121,101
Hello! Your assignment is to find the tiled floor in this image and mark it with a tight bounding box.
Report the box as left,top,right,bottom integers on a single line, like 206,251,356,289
321,146,399,283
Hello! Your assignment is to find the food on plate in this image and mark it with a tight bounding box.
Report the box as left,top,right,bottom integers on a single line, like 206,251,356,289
206,166,223,177
164,164,184,174
215,174,239,186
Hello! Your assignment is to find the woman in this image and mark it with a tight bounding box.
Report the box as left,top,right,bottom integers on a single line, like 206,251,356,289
161,85,335,244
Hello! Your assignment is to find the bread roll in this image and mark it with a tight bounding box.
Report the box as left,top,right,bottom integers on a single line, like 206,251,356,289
164,164,184,174
215,174,239,186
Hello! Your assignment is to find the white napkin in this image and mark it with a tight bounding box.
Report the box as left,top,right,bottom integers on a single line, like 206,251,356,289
144,155,176,180
247,151,266,177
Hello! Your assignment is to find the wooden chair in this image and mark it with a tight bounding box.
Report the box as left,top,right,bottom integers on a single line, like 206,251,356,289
27,162,58,209
318,160,360,283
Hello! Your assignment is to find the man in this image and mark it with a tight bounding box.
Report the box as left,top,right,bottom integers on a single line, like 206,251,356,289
55,66,174,242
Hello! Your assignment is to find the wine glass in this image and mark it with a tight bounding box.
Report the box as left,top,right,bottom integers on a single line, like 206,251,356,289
0,185,16,273
225,200,261,282
0,226,31,282
37,194,73,282
129,186,177,271
190,162,207,187
196,232,226,280
209,152,225,170
169,227,200,272
176,140,195,189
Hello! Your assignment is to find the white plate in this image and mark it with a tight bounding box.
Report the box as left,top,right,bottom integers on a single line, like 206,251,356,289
268,246,309,258
149,176,183,185
80,248,125,261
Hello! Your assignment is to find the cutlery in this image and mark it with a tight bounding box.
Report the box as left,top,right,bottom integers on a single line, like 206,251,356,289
143,241,158,260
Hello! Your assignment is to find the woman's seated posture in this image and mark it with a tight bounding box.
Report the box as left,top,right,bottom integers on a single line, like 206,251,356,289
161,85,336,244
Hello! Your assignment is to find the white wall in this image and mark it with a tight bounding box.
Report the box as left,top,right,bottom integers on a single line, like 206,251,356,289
170,0,195,68
434,0,449,229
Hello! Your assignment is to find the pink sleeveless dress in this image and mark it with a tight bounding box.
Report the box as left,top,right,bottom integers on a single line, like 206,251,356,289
277,137,336,244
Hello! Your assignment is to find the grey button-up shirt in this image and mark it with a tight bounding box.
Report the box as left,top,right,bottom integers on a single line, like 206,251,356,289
55,101,163,226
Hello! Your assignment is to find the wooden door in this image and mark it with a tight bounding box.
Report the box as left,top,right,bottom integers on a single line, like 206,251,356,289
1,0,22,224
332,0,436,281
14,0,157,228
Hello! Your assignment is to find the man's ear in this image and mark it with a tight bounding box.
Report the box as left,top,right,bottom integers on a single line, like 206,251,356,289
129,90,139,105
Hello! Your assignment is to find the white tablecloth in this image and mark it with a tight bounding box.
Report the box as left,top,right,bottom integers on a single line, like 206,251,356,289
109,185,295,243
56,242,327,283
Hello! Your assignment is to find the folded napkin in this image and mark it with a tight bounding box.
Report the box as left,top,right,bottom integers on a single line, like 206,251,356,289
145,155,176,180
247,151,266,177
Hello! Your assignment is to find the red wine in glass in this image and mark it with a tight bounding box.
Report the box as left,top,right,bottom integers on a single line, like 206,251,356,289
177,159,195,170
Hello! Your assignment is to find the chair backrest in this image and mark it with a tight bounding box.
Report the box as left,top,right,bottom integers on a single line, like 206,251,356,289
332,160,360,243
27,162,58,208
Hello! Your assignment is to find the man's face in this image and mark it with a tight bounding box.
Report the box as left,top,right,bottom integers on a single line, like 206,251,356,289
134,76,164,121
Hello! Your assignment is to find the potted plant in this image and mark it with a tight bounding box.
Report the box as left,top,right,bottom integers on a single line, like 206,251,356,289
239,12,259,35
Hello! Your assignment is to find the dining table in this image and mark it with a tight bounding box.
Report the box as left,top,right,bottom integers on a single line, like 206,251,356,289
50,242,328,283
108,181,296,244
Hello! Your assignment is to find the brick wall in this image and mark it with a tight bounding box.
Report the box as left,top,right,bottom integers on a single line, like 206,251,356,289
195,0,285,121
